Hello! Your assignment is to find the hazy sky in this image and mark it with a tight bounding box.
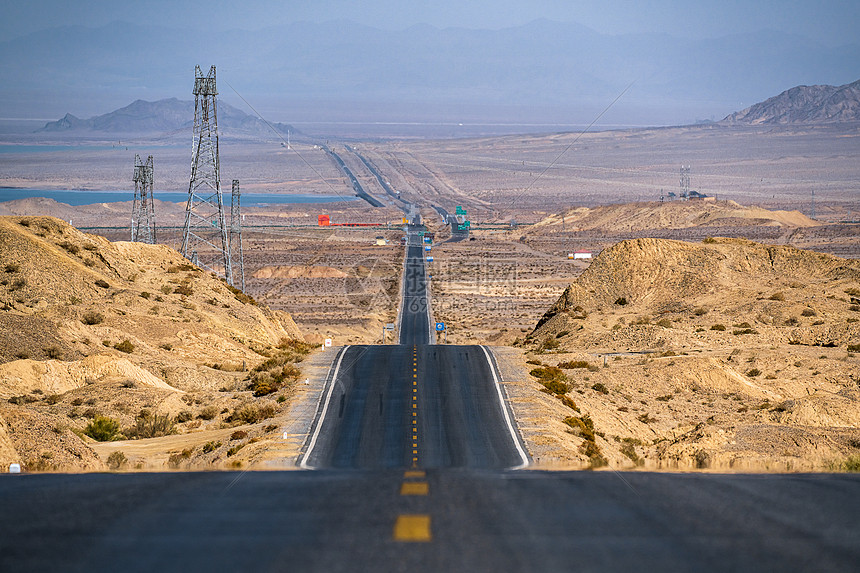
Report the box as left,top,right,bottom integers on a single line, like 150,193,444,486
2,0,858,46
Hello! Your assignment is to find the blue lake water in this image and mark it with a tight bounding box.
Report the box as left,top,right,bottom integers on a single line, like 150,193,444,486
0,188,357,206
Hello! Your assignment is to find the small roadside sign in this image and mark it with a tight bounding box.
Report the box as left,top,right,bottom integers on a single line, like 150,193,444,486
426,256,433,262
435,322,445,332
324,338,332,348
424,245,431,251
385,323,395,330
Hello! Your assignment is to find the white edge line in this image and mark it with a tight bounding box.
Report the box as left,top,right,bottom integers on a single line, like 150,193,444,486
298,346,350,470
480,345,530,470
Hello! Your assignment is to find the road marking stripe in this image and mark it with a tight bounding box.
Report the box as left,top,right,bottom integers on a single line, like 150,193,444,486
479,345,530,469
404,470,425,478
394,515,431,541
298,346,349,470
400,482,429,496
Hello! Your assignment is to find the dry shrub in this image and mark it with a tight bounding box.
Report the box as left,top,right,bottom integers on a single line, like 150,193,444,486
81,311,104,325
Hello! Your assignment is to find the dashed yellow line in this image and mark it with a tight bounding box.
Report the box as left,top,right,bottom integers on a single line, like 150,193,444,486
400,481,429,496
393,514,431,542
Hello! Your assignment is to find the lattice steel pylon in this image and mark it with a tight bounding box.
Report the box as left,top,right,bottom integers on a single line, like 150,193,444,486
680,165,691,200
131,154,156,244
229,179,245,291
181,65,233,285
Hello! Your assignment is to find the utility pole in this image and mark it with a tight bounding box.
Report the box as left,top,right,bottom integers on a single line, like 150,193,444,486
181,65,233,284
131,155,156,244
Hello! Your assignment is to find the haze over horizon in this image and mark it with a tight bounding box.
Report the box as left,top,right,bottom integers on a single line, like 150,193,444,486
2,1,858,132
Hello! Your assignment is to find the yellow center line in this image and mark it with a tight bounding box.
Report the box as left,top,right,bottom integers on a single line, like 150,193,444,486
400,481,429,496
394,515,431,541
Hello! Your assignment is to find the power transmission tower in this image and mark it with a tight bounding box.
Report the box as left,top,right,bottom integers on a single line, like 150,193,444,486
811,189,816,219
131,154,156,244
229,179,245,291
680,165,691,200
181,65,233,284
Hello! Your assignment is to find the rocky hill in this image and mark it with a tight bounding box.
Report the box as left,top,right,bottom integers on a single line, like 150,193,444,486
38,98,296,137
0,216,307,472
523,237,860,471
530,200,818,234
722,79,860,125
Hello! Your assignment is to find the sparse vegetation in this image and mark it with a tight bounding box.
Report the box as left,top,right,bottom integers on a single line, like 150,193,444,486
197,405,219,420
227,403,276,425
614,297,628,306
124,410,175,439
107,451,127,470
81,311,104,325
113,339,134,353
557,360,590,369
84,416,121,441
94,279,110,289
167,449,192,469
202,441,221,453
58,241,80,255
591,383,609,395
43,346,62,359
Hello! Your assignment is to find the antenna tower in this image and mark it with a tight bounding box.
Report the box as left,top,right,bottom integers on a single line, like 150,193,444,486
181,65,233,284
680,165,691,200
131,154,156,244
229,179,245,291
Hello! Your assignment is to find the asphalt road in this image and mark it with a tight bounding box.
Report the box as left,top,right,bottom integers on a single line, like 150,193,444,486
1,220,859,571
2,470,859,572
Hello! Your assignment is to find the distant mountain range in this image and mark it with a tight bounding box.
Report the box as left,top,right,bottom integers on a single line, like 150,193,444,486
38,98,296,136
2,20,859,126
722,79,860,125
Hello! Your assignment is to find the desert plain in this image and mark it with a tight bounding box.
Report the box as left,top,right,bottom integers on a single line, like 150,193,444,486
1,121,859,472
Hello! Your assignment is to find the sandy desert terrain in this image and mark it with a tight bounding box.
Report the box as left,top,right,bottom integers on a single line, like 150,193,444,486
1,122,859,472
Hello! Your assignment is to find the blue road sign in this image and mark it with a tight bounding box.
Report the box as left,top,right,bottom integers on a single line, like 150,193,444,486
436,322,445,331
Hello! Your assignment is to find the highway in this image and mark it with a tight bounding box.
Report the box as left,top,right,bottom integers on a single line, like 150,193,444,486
1,219,859,571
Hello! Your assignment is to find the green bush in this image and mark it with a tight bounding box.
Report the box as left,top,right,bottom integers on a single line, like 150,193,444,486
563,415,595,442
113,340,134,353
84,416,121,441
841,454,860,472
